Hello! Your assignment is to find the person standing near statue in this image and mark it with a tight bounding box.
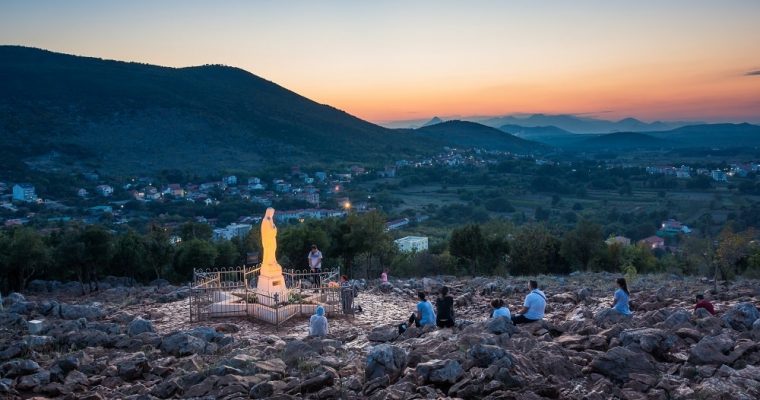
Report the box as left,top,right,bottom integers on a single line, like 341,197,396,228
308,244,323,288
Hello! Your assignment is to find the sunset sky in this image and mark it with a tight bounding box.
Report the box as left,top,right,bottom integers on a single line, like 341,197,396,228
2,0,759,123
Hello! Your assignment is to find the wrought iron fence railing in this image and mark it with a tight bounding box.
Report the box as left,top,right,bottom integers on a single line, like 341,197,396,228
189,265,343,327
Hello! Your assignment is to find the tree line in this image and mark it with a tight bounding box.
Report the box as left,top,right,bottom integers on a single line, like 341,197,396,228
1,213,758,294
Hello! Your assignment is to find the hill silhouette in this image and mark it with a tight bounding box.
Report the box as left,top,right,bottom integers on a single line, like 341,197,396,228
575,132,671,149
646,123,760,147
481,113,687,133
413,120,545,153
0,46,427,173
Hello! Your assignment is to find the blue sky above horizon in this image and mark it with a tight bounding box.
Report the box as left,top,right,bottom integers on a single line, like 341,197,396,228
1,0,759,123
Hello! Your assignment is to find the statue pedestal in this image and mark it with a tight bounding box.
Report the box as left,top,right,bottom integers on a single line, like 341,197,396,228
257,271,288,306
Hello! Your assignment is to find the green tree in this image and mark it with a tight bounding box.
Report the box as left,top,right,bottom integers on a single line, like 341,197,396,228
2,228,50,292
279,222,330,270
560,219,604,271
180,222,213,241
174,239,218,279
145,225,175,280
79,225,113,293
449,224,486,275
509,224,564,275
715,227,755,280
110,229,147,281
215,240,240,268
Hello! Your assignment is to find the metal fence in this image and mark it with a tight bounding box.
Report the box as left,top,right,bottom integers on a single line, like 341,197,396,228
189,265,344,327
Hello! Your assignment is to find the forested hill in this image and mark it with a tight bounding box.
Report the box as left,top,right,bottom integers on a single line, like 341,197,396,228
0,46,426,174
412,120,546,153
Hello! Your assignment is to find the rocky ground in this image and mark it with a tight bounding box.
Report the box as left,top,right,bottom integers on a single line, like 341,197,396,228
1,273,759,399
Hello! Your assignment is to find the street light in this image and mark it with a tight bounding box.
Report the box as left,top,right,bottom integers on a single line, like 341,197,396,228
343,201,351,211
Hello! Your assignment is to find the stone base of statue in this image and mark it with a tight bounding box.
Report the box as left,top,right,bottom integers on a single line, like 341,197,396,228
257,264,288,306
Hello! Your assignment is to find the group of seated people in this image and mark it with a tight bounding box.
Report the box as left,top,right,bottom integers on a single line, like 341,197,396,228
309,276,718,337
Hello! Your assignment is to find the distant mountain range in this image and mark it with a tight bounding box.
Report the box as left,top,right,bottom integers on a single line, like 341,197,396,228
380,113,699,133
478,114,692,134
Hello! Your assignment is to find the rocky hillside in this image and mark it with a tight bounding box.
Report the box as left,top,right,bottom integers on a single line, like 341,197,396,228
1,273,759,399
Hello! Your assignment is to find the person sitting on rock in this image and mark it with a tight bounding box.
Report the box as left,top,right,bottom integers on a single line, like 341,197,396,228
694,294,716,315
511,280,546,324
381,269,388,283
309,305,328,337
435,286,455,328
408,291,436,328
490,298,511,319
610,277,632,316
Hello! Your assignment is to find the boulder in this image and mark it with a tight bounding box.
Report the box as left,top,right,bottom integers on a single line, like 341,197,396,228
16,370,51,390
160,332,208,357
250,382,274,399
365,344,407,383
594,308,631,327
660,309,692,329
415,359,464,385
282,340,318,367
688,333,736,365
368,325,399,343
117,352,151,380
127,318,155,336
577,287,593,302
150,379,181,398
694,307,713,319
379,282,393,294
253,358,287,379
55,355,80,374
619,328,677,358
0,341,29,361
467,344,510,368
0,359,40,378
3,292,25,306
25,335,54,351
59,303,105,320
8,301,35,315
722,302,760,331
589,346,658,383
299,372,335,393
486,317,518,336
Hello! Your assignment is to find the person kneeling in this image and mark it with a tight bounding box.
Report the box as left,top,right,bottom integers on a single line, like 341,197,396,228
309,305,328,337
511,280,546,324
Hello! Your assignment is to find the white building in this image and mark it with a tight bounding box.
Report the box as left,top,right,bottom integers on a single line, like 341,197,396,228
711,170,727,182
212,223,253,241
12,183,37,202
394,236,429,253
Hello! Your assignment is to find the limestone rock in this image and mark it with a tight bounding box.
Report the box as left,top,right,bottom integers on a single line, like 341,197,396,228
59,303,105,320
619,328,677,358
589,346,658,383
365,344,407,383
368,325,399,343
722,302,760,331
467,344,510,368
688,333,735,365
160,332,207,357
127,317,154,336
415,359,464,385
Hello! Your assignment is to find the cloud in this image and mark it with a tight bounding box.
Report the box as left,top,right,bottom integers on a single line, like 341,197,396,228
746,70,760,76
